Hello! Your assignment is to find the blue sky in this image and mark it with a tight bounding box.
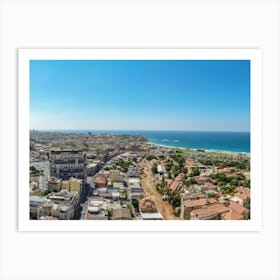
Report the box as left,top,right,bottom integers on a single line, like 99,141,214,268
30,60,250,131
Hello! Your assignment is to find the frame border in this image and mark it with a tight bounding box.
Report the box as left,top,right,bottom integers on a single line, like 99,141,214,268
18,48,262,232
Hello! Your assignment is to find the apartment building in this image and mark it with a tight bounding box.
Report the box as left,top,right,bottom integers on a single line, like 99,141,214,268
49,150,87,180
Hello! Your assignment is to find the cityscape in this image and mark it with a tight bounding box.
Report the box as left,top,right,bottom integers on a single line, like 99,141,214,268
29,59,251,221
29,130,250,221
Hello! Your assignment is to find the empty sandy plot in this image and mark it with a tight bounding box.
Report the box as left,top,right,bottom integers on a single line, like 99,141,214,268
138,160,179,220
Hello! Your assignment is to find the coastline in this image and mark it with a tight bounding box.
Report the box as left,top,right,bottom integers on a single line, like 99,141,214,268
147,141,250,157
32,129,250,156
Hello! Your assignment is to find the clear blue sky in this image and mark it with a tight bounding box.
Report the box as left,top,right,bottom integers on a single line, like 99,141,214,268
30,60,250,131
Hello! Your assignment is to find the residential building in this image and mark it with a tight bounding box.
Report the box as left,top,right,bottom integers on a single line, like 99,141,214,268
109,170,123,183
49,150,87,180
139,197,163,220
47,176,62,192
94,174,107,187
111,208,132,220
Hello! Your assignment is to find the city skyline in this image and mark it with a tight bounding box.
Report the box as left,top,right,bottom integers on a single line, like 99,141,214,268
30,60,250,132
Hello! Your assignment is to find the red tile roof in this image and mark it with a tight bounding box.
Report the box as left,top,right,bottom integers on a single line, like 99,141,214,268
207,203,230,214
194,176,207,182
169,180,179,191
139,198,157,213
183,193,206,200
236,187,249,193
191,208,217,219
191,204,229,219
236,192,250,201
184,199,208,208
223,210,243,220
217,167,235,173
184,198,216,208
47,216,58,220
185,160,194,167
202,182,217,189
207,198,218,204
228,202,247,214
175,173,184,181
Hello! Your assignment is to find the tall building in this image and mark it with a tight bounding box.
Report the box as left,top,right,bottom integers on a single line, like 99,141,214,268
109,170,123,183
49,150,87,180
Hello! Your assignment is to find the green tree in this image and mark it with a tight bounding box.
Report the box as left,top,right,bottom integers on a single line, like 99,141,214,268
151,164,157,174
213,213,222,220
206,192,217,198
220,185,236,196
30,166,36,171
184,212,191,220
244,210,250,220
172,165,181,177
190,167,200,177
182,167,188,174
108,209,113,220
245,180,250,188
187,178,196,185
165,163,172,172
230,178,239,186
169,191,182,208
146,155,154,161
131,199,139,210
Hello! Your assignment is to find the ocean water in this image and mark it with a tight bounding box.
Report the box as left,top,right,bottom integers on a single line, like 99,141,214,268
40,130,250,154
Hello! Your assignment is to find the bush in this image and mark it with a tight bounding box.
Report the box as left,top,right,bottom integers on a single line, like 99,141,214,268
190,167,200,177
151,164,157,174
131,199,139,210
220,185,236,195
146,155,155,161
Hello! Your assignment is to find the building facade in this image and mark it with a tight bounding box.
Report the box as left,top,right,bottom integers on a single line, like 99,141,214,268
49,150,87,180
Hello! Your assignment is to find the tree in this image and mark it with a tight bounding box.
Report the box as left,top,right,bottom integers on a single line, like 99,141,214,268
213,213,222,220
146,155,154,161
184,212,191,220
108,209,113,220
172,165,181,177
230,178,239,186
206,192,217,198
169,191,182,208
190,167,200,177
151,164,157,174
244,210,250,220
165,163,172,172
245,180,250,188
182,167,188,175
187,178,196,185
30,166,36,171
131,199,139,210
220,185,236,196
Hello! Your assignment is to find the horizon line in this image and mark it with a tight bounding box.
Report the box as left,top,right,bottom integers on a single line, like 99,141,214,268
30,129,250,133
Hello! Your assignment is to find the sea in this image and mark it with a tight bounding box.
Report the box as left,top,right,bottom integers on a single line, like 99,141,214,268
40,130,250,154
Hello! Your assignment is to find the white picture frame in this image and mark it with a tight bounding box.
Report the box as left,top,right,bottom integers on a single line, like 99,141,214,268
18,48,262,232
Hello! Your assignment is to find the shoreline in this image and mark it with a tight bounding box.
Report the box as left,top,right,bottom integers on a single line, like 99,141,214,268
147,141,250,157
31,130,250,157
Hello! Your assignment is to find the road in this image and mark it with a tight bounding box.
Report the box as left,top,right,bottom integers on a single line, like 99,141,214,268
137,160,179,220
